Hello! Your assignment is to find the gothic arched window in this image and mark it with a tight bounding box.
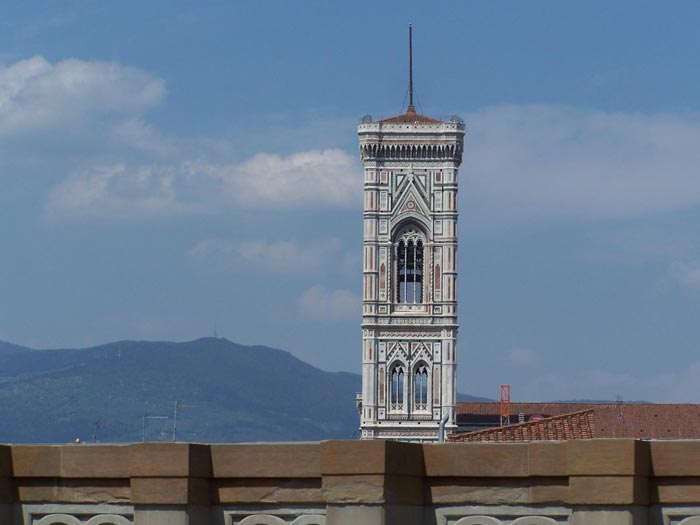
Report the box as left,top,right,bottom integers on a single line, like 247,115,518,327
396,227,425,304
390,364,405,408
414,364,429,410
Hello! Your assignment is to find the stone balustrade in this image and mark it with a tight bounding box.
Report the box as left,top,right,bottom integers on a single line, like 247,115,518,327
1,439,700,524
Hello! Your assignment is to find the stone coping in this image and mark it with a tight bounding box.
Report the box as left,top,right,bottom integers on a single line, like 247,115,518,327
1,440,700,506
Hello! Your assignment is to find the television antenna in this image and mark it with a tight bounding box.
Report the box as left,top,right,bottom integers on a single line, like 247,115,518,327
92,419,101,443
142,412,169,442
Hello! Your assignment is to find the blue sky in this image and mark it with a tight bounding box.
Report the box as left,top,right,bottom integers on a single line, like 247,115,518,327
2,1,700,402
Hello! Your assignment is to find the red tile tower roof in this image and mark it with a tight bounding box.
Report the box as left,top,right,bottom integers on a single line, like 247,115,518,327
377,106,443,124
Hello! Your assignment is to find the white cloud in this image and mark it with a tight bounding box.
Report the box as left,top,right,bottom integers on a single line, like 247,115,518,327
463,105,700,223
25,68,700,223
44,163,199,219
0,56,164,135
5,55,361,218
507,347,537,367
670,262,700,289
110,118,177,157
197,148,361,209
45,148,361,218
189,237,342,271
298,285,360,323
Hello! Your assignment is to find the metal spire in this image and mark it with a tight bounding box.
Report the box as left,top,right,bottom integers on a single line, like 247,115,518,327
408,24,415,113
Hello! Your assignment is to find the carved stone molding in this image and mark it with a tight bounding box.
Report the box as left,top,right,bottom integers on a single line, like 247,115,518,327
377,331,440,338
34,516,82,525
33,515,132,525
452,519,560,525
228,511,326,525
436,506,571,525
454,518,501,525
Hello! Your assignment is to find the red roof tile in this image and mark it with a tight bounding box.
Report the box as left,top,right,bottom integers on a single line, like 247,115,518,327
456,402,700,440
378,106,443,124
449,409,595,443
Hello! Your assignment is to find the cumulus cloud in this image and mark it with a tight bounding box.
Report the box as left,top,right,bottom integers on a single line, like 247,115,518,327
45,148,361,218
195,149,361,209
0,56,164,135
463,105,700,223
189,237,342,271
17,60,699,224
298,285,360,323
109,118,177,157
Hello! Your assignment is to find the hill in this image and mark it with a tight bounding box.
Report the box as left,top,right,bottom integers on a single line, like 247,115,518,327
0,338,487,443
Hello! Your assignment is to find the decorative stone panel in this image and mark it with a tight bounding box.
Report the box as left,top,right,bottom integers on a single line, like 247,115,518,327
435,506,571,525
226,509,326,525
662,508,700,525
23,505,134,525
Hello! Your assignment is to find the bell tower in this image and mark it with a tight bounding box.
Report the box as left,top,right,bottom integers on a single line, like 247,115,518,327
356,26,465,442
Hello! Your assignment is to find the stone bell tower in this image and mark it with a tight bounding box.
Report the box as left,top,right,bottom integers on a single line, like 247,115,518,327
356,26,465,442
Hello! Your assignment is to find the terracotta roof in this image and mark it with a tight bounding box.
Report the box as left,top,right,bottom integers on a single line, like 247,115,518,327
457,401,597,417
449,409,595,442
378,106,443,124
456,402,700,441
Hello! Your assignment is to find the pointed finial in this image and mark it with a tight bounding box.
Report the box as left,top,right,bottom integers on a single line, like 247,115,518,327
408,23,415,114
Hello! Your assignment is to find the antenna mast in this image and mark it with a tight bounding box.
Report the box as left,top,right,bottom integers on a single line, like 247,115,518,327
408,24,415,112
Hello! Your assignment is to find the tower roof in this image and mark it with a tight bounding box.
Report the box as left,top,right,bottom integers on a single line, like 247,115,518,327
377,106,443,124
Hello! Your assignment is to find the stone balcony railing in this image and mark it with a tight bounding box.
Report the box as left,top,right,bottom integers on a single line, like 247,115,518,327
2,439,700,524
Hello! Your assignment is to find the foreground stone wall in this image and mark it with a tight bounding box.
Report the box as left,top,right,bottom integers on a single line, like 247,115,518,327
1,440,700,524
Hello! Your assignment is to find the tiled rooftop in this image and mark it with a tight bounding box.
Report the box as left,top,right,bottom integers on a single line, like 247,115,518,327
449,409,594,442
453,401,700,441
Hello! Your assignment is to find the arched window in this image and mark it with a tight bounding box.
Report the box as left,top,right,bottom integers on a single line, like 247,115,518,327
414,364,429,410
396,227,424,304
390,364,405,408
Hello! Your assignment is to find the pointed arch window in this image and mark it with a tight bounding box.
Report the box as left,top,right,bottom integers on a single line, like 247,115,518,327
390,364,405,410
414,364,429,411
396,231,424,304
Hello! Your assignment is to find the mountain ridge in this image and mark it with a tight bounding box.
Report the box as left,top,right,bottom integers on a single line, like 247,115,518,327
0,337,487,443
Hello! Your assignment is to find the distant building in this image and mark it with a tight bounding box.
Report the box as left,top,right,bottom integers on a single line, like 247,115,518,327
451,401,700,442
356,26,465,442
